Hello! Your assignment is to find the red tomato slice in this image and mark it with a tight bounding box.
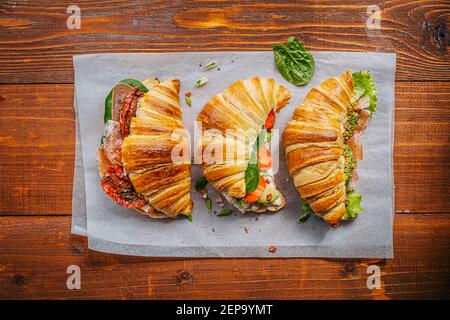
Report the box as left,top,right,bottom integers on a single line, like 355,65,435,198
243,176,266,202
264,109,276,130
101,165,146,208
258,145,272,170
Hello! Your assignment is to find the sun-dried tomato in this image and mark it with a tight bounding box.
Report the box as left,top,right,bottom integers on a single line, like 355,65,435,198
101,165,146,208
119,87,143,137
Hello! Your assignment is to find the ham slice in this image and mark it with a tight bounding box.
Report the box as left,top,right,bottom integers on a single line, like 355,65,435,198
348,132,363,160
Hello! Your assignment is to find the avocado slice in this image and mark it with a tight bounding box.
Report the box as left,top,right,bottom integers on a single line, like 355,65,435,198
258,183,280,204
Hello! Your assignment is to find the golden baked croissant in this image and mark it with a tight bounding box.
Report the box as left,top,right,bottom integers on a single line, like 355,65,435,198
283,71,377,226
197,77,292,212
98,78,193,218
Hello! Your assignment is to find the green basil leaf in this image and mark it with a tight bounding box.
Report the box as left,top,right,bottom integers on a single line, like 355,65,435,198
217,209,233,217
103,79,149,123
273,36,315,86
186,215,193,222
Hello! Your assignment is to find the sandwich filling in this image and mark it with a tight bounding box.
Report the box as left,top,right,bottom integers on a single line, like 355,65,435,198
229,109,284,212
342,71,378,220
98,79,155,214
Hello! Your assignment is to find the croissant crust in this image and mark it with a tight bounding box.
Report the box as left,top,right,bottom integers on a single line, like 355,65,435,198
283,71,354,226
197,77,292,201
121,79,193,217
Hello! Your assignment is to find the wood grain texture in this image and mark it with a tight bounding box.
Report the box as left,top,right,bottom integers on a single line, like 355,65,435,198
0,0,449,83
0,85,75,214
1,82,448,215
0,214,449,299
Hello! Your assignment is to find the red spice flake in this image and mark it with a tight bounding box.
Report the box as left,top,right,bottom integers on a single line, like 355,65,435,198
268,246,277,254
185,92,192,97
244,226,249,234
255,217,259,221
0,94,5,102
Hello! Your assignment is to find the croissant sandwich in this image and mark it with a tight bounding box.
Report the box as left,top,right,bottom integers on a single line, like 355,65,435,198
283,71,377,226
98,77,193,218
197,77,292,212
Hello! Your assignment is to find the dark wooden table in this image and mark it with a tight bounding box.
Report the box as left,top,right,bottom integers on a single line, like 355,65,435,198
0,0,449,299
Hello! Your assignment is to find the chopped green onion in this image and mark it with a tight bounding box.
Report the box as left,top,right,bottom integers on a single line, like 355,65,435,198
217,209,233,217
205,198,212,211
203,61,218,71
195,76,208,88
185,94,192,107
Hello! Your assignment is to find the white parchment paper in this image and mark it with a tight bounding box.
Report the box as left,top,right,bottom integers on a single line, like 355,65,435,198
72,51,395,258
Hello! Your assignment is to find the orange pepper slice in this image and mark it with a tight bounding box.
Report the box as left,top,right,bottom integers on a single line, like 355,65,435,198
264,109,276,130
258,145,272,171
243,176,266,203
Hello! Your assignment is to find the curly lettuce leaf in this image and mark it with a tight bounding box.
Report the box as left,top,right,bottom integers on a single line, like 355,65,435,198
342,189,363,220
352,71,377,113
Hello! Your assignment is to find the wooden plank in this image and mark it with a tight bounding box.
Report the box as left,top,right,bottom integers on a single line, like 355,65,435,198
394,82,450,213
0,214,449,299
0,82,449,214
0,0,449,83
0,85,75,214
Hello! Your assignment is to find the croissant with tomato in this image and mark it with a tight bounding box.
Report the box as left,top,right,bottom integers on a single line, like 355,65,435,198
98,78,193,218
283,71,377,226
197,77,292,212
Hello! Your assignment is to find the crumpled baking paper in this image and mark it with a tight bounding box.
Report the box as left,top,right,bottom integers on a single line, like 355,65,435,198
72,51,395,258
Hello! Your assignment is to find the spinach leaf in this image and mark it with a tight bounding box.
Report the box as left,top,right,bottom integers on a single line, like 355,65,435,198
244,130,266,194
245,161,260,194
273,36,315,86
195,176,208,191
298,202,313,223
103,79,149,123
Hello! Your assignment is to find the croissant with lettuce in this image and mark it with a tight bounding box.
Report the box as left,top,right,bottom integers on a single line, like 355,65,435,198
283,71,377,226
98,77,193,218
197,77,292,212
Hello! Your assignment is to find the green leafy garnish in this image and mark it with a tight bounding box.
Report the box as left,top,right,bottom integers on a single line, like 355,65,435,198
273,36,315,86
104,79,149,123
104,90,113,123
217,209,233,217
342,189,363,220
205,198,212,211
195,176,208,191
244,129,268,193
299,202,313,222
236,198,244,208
203,61,218,71
352,71,377,112
185,94,192,107
186,215,193,222
195,76,208,88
